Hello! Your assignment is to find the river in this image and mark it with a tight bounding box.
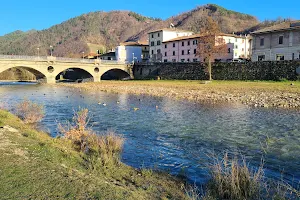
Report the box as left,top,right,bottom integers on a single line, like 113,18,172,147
0,82,299,186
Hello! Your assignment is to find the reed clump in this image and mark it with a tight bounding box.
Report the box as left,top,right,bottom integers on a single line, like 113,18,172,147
16,99,44,124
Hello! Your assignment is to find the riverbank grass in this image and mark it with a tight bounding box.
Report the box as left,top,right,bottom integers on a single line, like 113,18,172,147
0,110,187,199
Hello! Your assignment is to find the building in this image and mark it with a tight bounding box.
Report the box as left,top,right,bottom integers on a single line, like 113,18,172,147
115,41,149,63
148,28,194,62
161,33,251,63
99,52,116,60
251,21,300,61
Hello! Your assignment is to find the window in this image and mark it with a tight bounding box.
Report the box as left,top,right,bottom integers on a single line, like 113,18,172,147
229,39,231,43
151,34,154,38
187,41,190,46
173,43,176,48
181,59,185,62
260,38,264,46
172,59,176,62
194,49,196,54
164,52,167,56
235,45,238,49
235,38,238,42
258,55,265,61
151,50,154,55
228,48,231,53
173,51,175,56
292,53,295,60
193,40,198,45
157,49,161,54
187,58,190,62
235,53,237,57
182,50,184,55
164,59,168,62
193,58,198,62
242,48,244,52
157,40,161,45
158,33,160,37
279,36,283,44
187,50,190,55
276,54,284,61
165,44,167,48
151,41,154,46
182,42,184,46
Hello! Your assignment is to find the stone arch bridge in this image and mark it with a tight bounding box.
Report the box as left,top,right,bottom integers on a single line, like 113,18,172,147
0,55,133,83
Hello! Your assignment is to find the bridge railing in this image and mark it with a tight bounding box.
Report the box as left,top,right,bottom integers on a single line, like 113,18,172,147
0,54,128,64
0,54,48,61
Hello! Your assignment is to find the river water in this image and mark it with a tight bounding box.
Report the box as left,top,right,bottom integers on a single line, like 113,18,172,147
0,83,299,186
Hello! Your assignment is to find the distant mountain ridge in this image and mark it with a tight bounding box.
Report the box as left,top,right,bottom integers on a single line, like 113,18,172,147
0,4,283,58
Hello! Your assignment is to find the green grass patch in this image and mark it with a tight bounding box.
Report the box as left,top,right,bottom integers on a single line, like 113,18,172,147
0,110,187,199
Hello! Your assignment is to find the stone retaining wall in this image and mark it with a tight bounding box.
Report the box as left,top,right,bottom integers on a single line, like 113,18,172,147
134,61,300,80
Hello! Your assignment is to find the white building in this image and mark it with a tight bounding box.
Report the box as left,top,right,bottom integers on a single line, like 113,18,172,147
161,33,251,62
148,28,194,62
251,21,300,61
115,41,149,63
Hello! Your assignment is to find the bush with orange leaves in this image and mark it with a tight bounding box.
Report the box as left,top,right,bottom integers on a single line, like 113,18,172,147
16,99,45,124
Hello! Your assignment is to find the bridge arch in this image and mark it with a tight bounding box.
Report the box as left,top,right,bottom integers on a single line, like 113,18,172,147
54,67,95,82
0,65,47,82
101,68,131,80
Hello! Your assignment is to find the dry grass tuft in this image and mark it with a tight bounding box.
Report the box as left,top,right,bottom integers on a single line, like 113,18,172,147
203,153,300,200
87,130,125,167
16,99,44,124
204,153,264,200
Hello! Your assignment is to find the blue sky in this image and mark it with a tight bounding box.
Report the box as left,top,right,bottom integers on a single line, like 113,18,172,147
0,0,299,36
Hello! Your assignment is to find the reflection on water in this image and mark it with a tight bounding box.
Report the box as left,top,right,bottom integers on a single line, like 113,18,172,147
0,83,299,185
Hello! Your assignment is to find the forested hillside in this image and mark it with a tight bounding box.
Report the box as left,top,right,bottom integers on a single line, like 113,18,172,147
0,4,262,57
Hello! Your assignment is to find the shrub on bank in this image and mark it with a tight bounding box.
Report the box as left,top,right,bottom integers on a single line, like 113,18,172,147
59,108,91,151
59,108,125,169
16,99,44,124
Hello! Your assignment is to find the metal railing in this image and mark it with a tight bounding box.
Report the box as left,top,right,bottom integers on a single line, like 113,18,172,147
0,54,127,64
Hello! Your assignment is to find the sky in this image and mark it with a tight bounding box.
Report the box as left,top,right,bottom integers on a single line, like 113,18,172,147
0,0,299,36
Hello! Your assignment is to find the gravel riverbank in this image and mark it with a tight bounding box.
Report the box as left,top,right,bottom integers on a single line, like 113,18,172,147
60,80,300,109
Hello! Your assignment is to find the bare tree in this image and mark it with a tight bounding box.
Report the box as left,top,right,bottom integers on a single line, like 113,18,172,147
197,16,227,81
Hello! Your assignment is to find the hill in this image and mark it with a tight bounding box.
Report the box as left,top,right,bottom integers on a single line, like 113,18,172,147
0,4,259,57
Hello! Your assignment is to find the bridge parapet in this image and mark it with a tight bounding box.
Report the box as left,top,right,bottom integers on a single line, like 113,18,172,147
0,54,128,65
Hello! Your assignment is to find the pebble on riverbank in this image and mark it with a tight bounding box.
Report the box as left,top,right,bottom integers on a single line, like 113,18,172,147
60,82,300,109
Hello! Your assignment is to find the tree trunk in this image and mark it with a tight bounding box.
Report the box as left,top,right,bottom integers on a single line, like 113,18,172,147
208,59,212,81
